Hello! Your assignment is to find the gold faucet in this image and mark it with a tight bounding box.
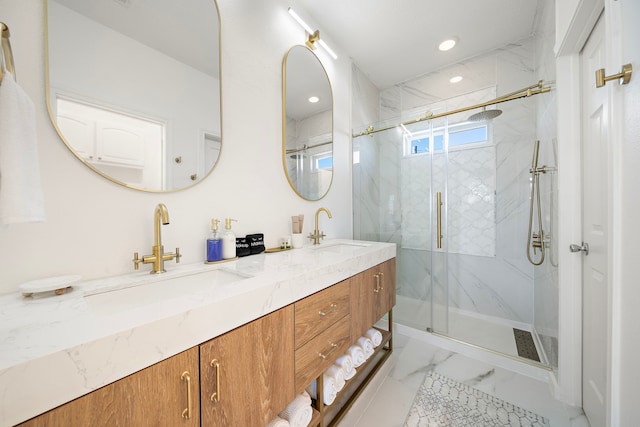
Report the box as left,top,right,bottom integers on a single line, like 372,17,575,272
133,203,182,274
309,207,332,245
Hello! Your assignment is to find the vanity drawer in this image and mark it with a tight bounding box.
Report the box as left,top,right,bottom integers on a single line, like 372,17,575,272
295,279,350,349
295,314,351,392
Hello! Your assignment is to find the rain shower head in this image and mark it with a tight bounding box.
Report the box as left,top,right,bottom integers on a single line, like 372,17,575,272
467,107,503,121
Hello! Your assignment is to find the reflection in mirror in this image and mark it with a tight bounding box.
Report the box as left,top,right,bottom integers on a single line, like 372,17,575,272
283,46,333,201
45,0,221,192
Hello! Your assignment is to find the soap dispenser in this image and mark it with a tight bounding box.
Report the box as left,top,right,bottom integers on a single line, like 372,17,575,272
222,218,238,259
206,218,222,262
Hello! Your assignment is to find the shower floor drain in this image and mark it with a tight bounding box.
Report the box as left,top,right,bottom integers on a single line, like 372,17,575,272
513,328,540,362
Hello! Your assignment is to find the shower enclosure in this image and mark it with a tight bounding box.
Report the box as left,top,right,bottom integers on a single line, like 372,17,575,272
352,87,558,368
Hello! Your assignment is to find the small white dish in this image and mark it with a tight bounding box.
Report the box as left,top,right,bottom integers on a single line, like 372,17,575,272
19,275,81,297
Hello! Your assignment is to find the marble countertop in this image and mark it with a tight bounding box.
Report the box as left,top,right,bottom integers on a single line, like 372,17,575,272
0,239,395,426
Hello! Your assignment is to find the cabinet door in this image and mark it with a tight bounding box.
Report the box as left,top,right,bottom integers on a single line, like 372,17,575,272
374,258,396,321
18,347,200,427
350,259,396,340
349,268,377,341
200,305,295,427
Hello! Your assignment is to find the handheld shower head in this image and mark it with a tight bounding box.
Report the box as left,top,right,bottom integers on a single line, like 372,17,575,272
531,140,540,171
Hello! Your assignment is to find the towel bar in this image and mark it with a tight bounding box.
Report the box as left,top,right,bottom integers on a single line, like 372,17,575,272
1,22,16,85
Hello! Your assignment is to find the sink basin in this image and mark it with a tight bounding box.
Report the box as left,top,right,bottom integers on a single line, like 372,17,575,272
311,242,370,254
84,268,251,314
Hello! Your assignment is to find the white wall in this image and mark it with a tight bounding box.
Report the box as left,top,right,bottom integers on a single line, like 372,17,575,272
0,0,353,294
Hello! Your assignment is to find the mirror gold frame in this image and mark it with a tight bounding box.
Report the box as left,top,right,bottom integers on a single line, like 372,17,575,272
282,45,334,201
44,0,222,193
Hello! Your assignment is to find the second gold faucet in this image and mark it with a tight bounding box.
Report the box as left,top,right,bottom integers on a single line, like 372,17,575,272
308,207,332,245
133,203,182,274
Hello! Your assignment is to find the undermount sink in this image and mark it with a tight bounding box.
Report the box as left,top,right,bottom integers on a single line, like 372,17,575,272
311,242,371,254
84,268,251,314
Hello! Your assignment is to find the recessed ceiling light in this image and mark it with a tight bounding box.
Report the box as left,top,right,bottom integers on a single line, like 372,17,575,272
308,96,320,103
449,76,463,83
438,39,457,51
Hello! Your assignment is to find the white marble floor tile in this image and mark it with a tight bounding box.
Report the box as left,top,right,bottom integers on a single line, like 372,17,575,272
341,327,588,427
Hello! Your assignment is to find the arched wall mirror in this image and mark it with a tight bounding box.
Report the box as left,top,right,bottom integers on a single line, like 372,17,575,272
282,45,333,201
45,0,221,192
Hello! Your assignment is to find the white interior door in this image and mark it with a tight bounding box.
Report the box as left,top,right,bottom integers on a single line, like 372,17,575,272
580,15,609,427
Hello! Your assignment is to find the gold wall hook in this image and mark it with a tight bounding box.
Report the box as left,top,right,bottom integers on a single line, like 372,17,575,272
596,63,632,88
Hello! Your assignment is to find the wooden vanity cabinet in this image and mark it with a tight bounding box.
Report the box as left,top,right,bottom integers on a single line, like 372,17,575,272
15,258,395,427
199,305,295,427
17,347,201,427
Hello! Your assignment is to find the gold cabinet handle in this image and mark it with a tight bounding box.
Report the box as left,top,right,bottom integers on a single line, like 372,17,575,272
318,342,338,360
436,192,443,249
210,359,220,403
374,273,384,293
181,371,192,419
318,303,337,317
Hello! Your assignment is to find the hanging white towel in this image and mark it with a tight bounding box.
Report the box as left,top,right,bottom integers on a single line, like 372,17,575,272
324,364,346,392
0,73,45,225
334,354,356,380
356,336,375,359
265,415,290,427
365,328,383,347
278,391,313,427
347,344,366,368
306,375,338,406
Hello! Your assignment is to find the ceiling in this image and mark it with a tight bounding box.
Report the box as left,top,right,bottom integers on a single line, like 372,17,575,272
295,0,542,89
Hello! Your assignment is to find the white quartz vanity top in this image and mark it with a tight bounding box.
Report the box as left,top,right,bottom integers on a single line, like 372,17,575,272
0,239,395,426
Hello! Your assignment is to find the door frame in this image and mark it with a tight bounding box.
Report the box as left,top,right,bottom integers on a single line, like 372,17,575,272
556,0,624,422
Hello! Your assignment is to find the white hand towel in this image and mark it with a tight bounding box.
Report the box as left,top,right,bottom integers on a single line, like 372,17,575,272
365,328,383,347
278,391,313,427
357,336,375,359
306,375,338,406
324,364,346,392
0,73,45,225
265,415,290,427
347,344,366,368
334,354,356,380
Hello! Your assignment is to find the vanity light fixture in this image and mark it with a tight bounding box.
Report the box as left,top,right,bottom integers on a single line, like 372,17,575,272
308,96,320,103
449,75,463,83
288,8,338,60
438,38,457,52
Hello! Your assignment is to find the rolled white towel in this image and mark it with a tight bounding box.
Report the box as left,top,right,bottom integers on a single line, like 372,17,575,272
334,354,356,380
324,364,346,391
365,328,383,347
306,376,338,406
278,392,312,427
265,415,290,427
347,345,366,368
357,336,375,359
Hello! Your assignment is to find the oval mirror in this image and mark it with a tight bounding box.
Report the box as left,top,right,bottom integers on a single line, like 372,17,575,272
45,0,221,192
283,45,333,201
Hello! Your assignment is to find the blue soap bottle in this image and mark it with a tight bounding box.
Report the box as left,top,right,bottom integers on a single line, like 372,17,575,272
207,218,222,262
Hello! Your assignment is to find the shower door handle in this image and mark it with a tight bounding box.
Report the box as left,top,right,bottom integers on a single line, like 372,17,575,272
436,192,443,249
570,242,589,256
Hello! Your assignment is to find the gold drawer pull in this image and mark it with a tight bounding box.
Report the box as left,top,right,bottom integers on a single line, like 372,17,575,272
318,342,338,360
210,359,220,403
181,371,192,419
318,303,337,317
373,273,380,293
